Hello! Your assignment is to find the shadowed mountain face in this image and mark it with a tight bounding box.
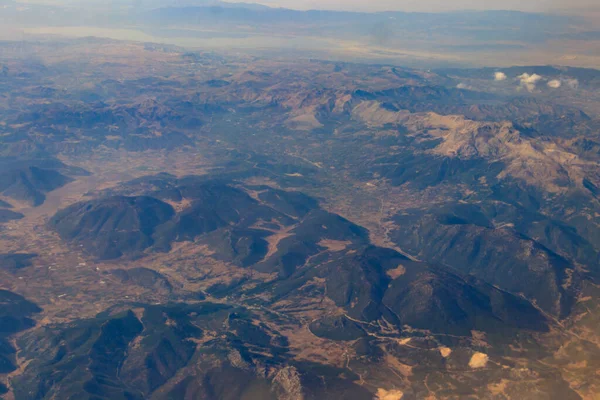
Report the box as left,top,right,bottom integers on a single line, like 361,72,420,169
152,182,296,250
0,165,70,206
50,196,176,260
0,199,13,208
0,290,41,375
0,254,36,272
390,207,580,317
381,263,549,336
0,209,23,223
0,158,86,206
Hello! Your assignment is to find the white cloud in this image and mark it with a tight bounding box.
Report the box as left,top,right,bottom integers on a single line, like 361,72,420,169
494,72,507,81
547,79,561,88
517,73,542,92
456,83,470,89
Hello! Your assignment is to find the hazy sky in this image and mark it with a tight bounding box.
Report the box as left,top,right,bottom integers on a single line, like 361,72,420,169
16,0,600,15
222,0,599,13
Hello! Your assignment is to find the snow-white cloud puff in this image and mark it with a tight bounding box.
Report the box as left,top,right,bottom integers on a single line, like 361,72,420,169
547,79,561,88
494,72,507,81
517,73,543,92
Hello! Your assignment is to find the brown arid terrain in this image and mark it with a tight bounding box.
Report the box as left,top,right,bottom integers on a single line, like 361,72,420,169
0,38,599,400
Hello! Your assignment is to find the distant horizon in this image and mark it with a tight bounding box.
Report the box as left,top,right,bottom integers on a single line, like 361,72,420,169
13,0,600,15
219,0,599,15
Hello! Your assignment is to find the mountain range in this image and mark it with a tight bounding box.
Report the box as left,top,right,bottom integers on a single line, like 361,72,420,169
0,37,599,399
